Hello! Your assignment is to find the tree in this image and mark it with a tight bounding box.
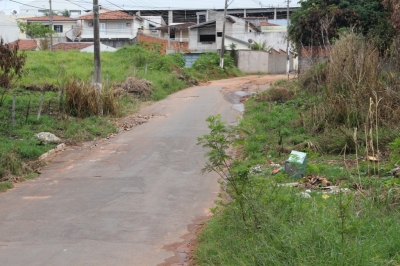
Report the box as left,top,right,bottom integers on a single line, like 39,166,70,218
17,21,56,50
0,38,27,106
383,0,400,32
59,9,71,17
288,0,395,51
43,11,58,16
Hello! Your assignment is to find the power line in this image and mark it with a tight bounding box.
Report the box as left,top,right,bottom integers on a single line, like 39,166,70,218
9,0,43,9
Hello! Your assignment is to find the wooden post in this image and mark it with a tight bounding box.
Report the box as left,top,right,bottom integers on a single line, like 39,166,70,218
134,65,137,77
91,71,94,85
12,95,16,130
145,61,148,75
37,91,45,120
25,99,31,124
106,71,109,87
58,88,62,111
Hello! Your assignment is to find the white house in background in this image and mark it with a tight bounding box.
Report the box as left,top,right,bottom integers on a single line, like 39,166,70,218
19,0,90,17
188,10,289,52
0,12,20,43
18,15,78,43
75,10,164,48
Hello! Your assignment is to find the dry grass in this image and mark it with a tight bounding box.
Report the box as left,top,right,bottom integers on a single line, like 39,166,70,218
255,80,295,103
65,79,121,118
304,33,400,127
117,77,154,100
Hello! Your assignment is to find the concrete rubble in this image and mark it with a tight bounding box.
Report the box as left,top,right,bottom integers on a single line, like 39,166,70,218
35,132,62,144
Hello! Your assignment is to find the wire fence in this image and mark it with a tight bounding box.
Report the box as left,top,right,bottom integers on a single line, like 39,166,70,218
1,90,63,133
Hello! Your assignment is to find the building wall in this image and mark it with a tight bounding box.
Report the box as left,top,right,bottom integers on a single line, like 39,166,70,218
268,53,287,74
188,27,217,51
137,34,189,54
236,50,287,74
0,12,19,43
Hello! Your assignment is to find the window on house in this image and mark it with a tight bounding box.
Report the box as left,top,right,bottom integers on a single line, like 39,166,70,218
54,25,63,33
170,31,176,39
118,23,126,29
217,32,222,37
199,34,216,42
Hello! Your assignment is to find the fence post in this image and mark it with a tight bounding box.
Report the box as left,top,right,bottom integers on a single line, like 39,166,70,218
145,61,148,75
12,95,16,130
58,88,62,111
25,99,31,124
91,71,94,85
37,91,45,120
134,65,137,77
106,71,109,87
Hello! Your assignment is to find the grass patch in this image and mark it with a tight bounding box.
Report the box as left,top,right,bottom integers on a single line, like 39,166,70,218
195,60,400,264
0,182,13,193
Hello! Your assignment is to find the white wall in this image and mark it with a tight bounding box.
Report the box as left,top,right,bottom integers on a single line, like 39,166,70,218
80,43,117,52
0,12,19,42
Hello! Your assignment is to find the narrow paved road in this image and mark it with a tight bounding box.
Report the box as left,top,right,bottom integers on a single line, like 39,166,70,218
0,82,242,265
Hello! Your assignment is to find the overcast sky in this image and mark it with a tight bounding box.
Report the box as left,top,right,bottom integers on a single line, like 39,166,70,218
1,0,299,15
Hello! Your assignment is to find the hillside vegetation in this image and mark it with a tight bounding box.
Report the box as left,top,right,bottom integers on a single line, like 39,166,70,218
195,32,400,265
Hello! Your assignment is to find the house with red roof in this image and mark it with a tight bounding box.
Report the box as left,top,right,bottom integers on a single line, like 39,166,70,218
8,39,38,51
19,15,78,43
75,10,165,48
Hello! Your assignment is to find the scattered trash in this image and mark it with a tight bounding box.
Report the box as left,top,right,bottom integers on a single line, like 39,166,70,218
272,168,281,174
387,164,400,177
250,165,262,175
367,154,379,162
284,150,307,178
300,174,333,188
296,192,311,199
278,182,299,187
322,194,330,200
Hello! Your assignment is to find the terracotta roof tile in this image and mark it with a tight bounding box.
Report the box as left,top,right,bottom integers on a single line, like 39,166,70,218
53,42,93,51
8,40,37,51
79,11,134,20
22,15,77,21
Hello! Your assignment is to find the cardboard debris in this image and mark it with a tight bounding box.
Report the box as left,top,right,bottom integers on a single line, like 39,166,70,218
300,174,333,188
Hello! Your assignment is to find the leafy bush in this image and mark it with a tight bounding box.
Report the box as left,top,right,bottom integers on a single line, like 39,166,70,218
192,52,235,70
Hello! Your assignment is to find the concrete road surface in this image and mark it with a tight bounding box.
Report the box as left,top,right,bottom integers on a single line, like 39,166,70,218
0,83,241,265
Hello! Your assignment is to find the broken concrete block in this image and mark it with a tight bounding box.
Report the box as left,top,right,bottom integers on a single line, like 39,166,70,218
35,132,61,144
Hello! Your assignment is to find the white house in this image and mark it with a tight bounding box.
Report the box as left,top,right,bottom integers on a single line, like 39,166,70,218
19,15,78,43
0,12,20,43
188,10,289,52
19,0,90,17
75,10,164,48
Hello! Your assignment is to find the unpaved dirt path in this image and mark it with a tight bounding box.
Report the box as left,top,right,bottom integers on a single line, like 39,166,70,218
0,75,284,266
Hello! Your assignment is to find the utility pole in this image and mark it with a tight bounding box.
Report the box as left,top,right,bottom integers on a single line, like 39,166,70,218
219,0,228,68
93,0,103,115
49,0,53,52
286,0,290,79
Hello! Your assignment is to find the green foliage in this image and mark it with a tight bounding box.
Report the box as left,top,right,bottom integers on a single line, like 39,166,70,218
0,181,12,193
17,21,56,40
0,38,27,95
198,115,254,226
249,40,269,51
196,77,400,266
288,0,395,50
59,9,71,17
389,138,400,165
